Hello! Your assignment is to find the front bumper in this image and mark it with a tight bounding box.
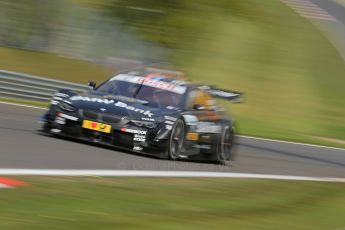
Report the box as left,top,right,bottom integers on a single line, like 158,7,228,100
42,109,168,156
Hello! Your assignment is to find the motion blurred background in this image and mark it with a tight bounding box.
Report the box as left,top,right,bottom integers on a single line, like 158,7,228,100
1,1,345,229
0,0,344,146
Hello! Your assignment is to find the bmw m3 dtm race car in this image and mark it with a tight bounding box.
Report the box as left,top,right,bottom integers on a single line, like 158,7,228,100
41,69,242,164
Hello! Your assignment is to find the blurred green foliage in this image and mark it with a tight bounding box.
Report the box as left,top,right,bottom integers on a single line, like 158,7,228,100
88,0,255,53
77,0,345,145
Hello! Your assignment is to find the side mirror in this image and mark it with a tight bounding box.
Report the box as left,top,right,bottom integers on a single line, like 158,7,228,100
88,81,96,90
193,104,205,111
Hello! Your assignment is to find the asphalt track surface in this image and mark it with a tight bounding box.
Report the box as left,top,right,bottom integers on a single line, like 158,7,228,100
0,103,344,178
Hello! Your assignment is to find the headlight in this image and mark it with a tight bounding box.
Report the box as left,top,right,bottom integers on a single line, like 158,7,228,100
131,120,157,129
58,102,75,112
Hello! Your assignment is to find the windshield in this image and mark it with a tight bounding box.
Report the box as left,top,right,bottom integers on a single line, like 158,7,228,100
96,78,184,108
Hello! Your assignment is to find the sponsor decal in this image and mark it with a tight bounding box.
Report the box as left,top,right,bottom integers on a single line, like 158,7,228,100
70,96,154,118
141,117,155,121
112,74,186,94
186,132,199,141
141,79,186,94
70,96,114,104
133,134,146,142
114,101,154,118
120,128,147,135
82,120,112,133
57,112,78,121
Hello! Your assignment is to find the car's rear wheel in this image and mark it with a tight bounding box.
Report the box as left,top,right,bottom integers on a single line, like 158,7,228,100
168,119,185,160
215,125,234,164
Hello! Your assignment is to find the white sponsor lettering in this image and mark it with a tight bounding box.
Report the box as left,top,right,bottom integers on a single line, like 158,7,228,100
133,134,146,142
114,101,154,118
121,128,147,135
70,96,154,117
133,137,146,142
70,96,114,104
141,117,155,121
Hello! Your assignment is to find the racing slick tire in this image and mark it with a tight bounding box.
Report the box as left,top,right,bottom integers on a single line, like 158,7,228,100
214,125,235,164
167,119,185,160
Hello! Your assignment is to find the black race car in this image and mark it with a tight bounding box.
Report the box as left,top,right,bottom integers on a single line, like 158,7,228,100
41,69,242,164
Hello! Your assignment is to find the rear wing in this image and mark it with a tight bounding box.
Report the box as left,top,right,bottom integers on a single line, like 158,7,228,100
198,85,244,103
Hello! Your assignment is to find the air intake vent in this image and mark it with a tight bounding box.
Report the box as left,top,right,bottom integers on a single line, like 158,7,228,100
102,114,121,124
81,110,98,120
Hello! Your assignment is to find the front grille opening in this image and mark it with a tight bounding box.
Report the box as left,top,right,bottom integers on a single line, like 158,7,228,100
81,110,98,120
102,114,121,123
80,110,122,124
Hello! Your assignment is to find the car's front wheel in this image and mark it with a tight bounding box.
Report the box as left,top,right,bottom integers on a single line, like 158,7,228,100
168,119,185,160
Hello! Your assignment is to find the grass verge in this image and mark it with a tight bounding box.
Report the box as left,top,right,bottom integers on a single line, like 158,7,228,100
0,47,113,84
0,177,345,230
